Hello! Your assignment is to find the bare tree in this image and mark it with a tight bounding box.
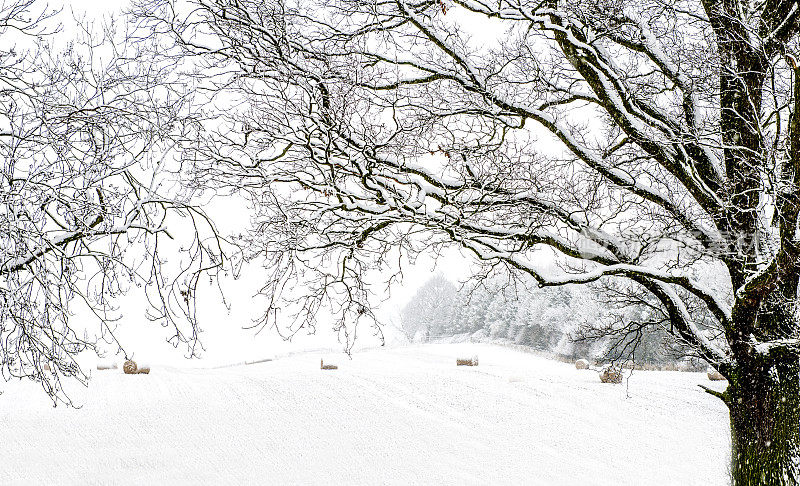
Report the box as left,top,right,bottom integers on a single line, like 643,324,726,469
136,0,800,482
400,274,457,341
0,1,223,405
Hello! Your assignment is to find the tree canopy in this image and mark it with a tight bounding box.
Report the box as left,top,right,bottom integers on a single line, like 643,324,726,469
131,0,800,481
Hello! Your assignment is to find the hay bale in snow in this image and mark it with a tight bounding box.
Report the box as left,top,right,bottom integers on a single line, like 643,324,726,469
575,359,590,370
136,366,151,375
456,356,479,366
320,359,338,370
707,369,725,381
599,366,623,384
123,360,138,375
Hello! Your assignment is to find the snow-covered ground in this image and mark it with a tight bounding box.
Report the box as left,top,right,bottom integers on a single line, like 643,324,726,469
0,343,730,485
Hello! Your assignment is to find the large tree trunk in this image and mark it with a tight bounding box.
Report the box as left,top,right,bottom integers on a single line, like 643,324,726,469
727,354,800,485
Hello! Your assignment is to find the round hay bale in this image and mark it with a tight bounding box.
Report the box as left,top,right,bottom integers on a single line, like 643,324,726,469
599,366,623,384
320,359,338,370
707,369,725,381
456,356,479,366
575,359,590,370
123,360,138,375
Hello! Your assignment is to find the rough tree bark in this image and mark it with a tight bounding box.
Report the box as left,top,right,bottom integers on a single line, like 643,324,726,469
726,353,800,484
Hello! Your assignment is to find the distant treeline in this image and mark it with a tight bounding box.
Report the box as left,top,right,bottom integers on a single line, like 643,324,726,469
401,274,700,367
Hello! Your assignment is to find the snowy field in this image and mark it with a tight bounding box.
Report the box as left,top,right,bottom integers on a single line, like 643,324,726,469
0,344,730,485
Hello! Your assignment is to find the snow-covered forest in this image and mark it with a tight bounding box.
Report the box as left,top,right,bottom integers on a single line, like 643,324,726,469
401,273,704,368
